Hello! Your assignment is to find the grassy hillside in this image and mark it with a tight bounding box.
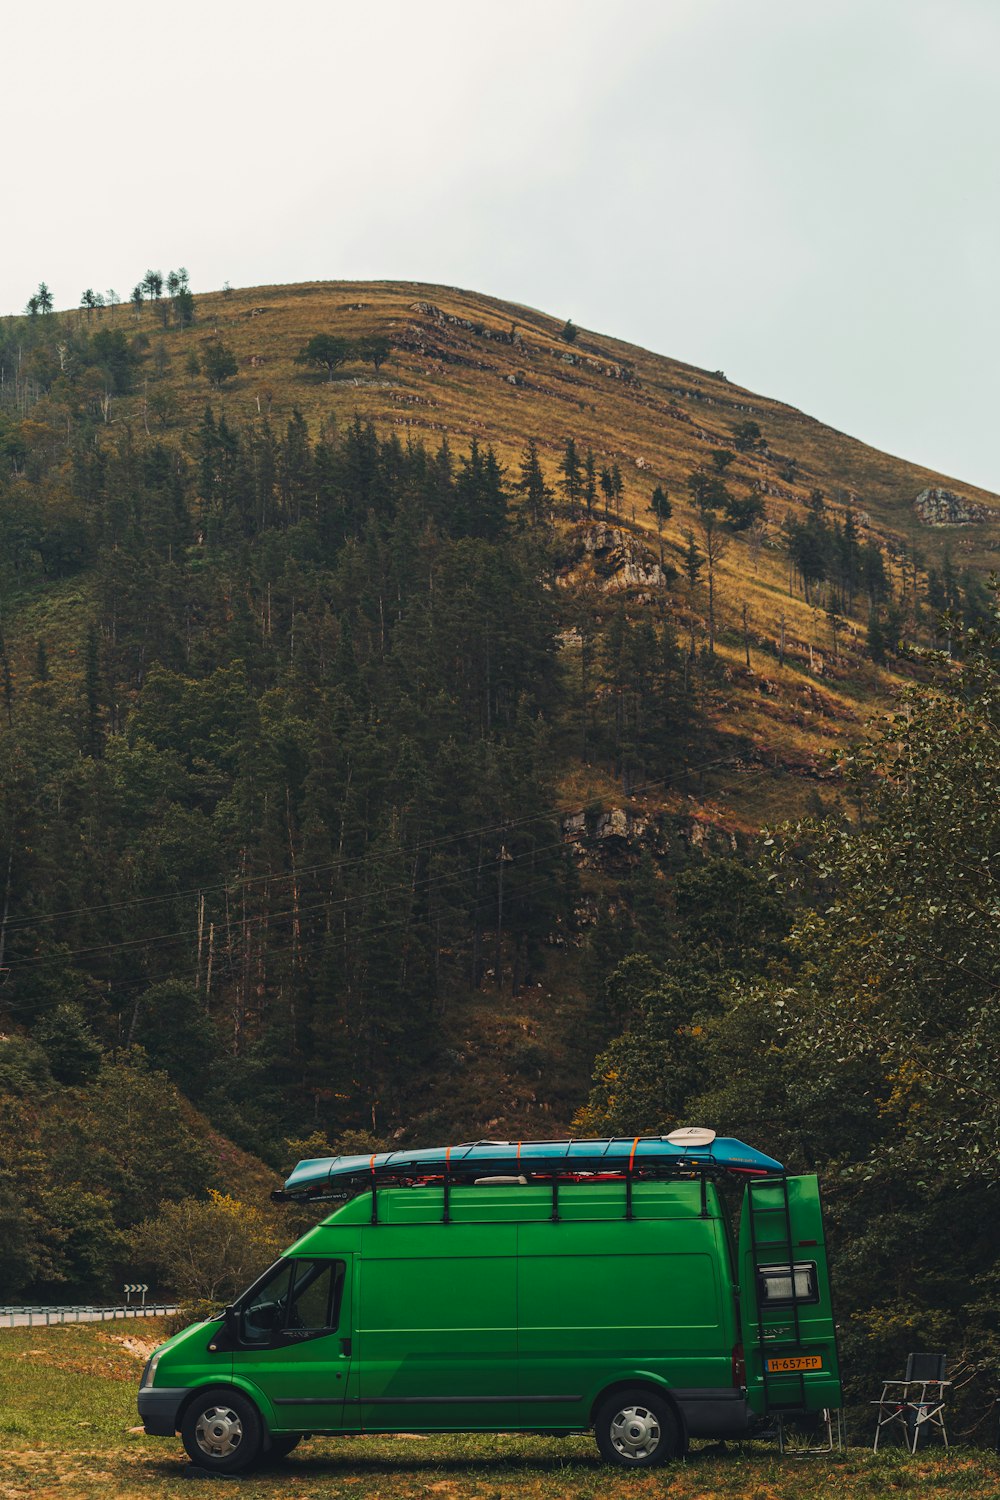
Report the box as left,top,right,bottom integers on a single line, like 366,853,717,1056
22,277,1000,828
150,278,1000,539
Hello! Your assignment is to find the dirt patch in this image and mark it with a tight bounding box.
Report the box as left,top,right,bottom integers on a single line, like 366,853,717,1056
107,1334,159,1361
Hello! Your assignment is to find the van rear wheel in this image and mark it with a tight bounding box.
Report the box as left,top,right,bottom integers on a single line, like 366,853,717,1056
181,1388,263,1473
594,1388,680,1467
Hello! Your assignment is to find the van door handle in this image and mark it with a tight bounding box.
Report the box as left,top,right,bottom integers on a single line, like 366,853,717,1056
340,1337,352,1357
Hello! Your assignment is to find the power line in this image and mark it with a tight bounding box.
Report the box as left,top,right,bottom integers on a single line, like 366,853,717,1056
1,754,739,937
0,756,772,1021
0,834,593,1020
1,828,576,971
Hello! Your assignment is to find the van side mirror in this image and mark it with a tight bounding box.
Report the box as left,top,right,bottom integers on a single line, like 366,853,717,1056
208,1306,237,1353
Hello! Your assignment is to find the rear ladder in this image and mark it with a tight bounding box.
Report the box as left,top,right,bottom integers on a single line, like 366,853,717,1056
746,1174,809,1413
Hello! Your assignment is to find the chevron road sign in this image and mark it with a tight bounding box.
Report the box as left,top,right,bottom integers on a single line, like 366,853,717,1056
123,1283,148,1304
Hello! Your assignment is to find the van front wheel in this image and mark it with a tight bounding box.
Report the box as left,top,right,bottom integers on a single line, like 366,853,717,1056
181,1388,264,1473
594,1388,680,1467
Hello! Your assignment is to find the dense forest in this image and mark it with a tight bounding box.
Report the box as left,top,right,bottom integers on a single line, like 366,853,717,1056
1,291,998,1429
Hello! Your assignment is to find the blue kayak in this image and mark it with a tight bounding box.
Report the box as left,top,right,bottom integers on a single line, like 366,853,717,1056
278,1131,784,1200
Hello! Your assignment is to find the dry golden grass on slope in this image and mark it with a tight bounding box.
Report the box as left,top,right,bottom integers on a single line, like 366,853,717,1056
143,277,1000,549
77,278,1000,824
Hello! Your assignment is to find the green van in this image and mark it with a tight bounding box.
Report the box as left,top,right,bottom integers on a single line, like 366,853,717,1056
137,1135,841,1472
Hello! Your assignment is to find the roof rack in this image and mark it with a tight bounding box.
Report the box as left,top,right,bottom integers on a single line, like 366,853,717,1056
272,1131,784,1206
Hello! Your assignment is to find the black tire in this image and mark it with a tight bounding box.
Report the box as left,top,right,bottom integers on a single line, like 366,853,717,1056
181,1387,264,1474
594,1387,681,1468
268,1433,302,1458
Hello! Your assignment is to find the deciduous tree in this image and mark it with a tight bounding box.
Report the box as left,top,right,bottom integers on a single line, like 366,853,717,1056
202,339,238,387
296,334,352,382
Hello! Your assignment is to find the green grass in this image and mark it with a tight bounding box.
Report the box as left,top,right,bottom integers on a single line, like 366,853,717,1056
2,1324,998,1500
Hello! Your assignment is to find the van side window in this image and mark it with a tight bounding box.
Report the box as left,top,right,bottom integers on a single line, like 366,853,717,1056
239,1259,345,1344
288,1259,345,1332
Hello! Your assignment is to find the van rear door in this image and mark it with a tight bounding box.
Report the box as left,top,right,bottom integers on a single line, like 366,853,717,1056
738,1174,841,1416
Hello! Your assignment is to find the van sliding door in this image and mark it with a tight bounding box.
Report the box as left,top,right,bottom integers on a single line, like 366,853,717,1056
353,1223,518,1431
517,1217,729,1429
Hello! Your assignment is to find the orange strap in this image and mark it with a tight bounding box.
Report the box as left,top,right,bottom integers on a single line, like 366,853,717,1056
629,1136,641,1172
369,1154,376,1171
516,1141,522,1161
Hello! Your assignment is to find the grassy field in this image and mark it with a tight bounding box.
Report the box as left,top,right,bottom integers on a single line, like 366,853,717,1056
1,1322,997,1500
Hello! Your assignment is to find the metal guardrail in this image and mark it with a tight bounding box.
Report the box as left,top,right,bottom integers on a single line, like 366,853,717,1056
0,1304,180,1327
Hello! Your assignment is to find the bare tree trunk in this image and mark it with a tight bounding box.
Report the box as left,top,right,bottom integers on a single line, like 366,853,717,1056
0,840,14,977
196,892,205,991
206,922,215,1007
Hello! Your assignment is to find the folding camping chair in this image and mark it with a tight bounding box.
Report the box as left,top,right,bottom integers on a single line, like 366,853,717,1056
872,1353,950,1452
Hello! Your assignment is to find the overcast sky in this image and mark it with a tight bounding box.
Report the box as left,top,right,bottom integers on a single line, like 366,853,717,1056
6,0,997,491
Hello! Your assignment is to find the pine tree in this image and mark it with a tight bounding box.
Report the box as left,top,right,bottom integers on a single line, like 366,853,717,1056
611,464,624,514
867,609,886,664
174,287,195,327
650,485,672,566
584,449,597,516
515,438,552,527
558,438,583,517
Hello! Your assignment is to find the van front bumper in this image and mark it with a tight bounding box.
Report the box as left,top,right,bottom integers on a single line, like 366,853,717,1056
138,1386,190,1436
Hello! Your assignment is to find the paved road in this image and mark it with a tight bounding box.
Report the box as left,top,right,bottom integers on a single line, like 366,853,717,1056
1,1305,179,1327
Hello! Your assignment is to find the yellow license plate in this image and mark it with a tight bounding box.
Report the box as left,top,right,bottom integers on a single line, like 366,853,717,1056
766,1355,823,1373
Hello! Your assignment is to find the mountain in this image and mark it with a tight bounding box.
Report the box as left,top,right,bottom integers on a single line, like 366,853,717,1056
16,277,999,826
1,278,998,1301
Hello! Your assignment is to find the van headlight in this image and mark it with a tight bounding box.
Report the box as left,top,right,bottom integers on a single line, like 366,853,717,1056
141,1352,162,1389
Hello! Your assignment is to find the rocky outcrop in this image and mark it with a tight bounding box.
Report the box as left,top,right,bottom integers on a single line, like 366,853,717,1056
561,804,738,872
913,487,989,526
561,805,658,872
569,522,668,591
